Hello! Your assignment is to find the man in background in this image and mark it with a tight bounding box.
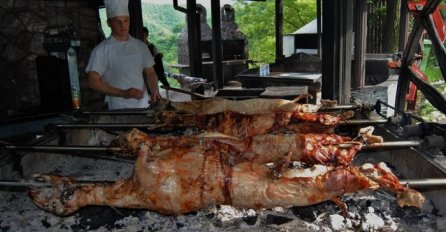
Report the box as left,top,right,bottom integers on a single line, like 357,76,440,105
142,26,170,88
85,0,160,110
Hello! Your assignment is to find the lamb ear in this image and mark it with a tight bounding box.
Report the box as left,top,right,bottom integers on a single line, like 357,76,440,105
137,142,153,162
330,197,349,218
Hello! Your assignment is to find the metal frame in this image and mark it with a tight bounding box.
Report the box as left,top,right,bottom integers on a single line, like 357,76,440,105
396,0,446,114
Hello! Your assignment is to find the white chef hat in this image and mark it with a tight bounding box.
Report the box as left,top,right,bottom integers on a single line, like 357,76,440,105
105,0,129,19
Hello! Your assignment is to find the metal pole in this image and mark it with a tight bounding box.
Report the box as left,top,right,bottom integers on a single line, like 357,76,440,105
5,145,122,153
275,0,284,61
3,178,446,188
400,178,446,188
362,141,421,149
353,0,367,90
211,0,224,89
338,119,388,125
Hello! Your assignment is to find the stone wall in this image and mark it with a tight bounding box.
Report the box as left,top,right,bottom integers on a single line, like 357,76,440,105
0,0,102,117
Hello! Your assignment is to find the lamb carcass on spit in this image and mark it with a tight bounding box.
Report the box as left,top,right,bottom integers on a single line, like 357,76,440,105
29,143,424,216
148,97,321,116
111,128,363,167
150,110,352,137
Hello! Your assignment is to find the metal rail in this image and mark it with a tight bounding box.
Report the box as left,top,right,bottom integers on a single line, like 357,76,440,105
76,104,369,116
362,141,421,149
5,145,121,153
5,141,422,154
0,180,115,188
400,178,446,188
2,178,445,188
53,123,161,129
338,119,388,125
51,118,389,129
3,145,133,163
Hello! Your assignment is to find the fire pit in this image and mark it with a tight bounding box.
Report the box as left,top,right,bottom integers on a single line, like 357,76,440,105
1,101,446,231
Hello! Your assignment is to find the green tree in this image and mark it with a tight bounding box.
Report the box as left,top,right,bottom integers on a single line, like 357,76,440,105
234,0,317,64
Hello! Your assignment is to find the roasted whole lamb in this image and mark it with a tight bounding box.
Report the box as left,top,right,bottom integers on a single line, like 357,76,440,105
28,143,424,216
148,97,321,115
112,128,363,166
149,110,352,137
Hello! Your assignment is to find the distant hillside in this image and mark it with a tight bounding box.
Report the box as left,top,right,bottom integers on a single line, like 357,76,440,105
99,3,185,72
142,3,185,71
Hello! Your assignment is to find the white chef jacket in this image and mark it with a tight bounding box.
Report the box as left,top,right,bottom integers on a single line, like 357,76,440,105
86,35,155,110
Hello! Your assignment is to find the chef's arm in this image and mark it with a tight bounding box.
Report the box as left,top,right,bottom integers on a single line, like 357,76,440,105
87,71,143,99
143,67,161,102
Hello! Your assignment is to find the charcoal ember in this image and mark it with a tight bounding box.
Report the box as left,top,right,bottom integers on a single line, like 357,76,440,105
292,201,338,222
241,209,258,226
74,207,143,231
265,214,293,226
113,216,144,231
242,215,258,226
41,216,60,229
371,198,390,214
437,217,446,231
42,217,51,228
142,212,177,230
292,206,317,221
422,199,438,215
205,212,215,219
269,217,325,232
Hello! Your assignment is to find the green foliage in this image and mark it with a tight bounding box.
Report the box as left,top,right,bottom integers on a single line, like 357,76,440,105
233,0,316,64
423,43,444,83
141,4,184,73
100,1,317,75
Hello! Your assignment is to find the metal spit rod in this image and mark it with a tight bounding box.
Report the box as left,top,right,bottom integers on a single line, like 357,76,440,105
78,104,366,116
54,123,160,129
1,178,446,188
338,119,388,125
52,118,389,129
0,180,115,188
361,141,421,149
3,145,133,163
4,141,422,154
5,145,121,152
400,179,446,188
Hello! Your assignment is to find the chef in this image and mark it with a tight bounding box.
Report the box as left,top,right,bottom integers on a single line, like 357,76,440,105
86,0,160,110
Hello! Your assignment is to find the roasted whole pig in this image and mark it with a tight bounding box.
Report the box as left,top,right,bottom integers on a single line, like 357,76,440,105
148,97,321,115
112,128,363,166
29,143,424,216
149,110,352,137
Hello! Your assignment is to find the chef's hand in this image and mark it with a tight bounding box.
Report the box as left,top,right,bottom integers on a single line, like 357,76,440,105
123,88,144,99
149,88,161,104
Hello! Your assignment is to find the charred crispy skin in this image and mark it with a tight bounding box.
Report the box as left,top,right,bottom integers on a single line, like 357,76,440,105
28,144,424,216
150,110,348,137
149,97,321,115
112,129,362,166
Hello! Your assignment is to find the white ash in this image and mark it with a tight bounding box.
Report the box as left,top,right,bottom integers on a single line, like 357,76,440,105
0,188,442,232
362,212,385,231
329,214,346,231
215,205,245,224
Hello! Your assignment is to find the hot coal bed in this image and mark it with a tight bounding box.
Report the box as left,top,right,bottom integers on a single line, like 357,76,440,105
1,112,446,232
